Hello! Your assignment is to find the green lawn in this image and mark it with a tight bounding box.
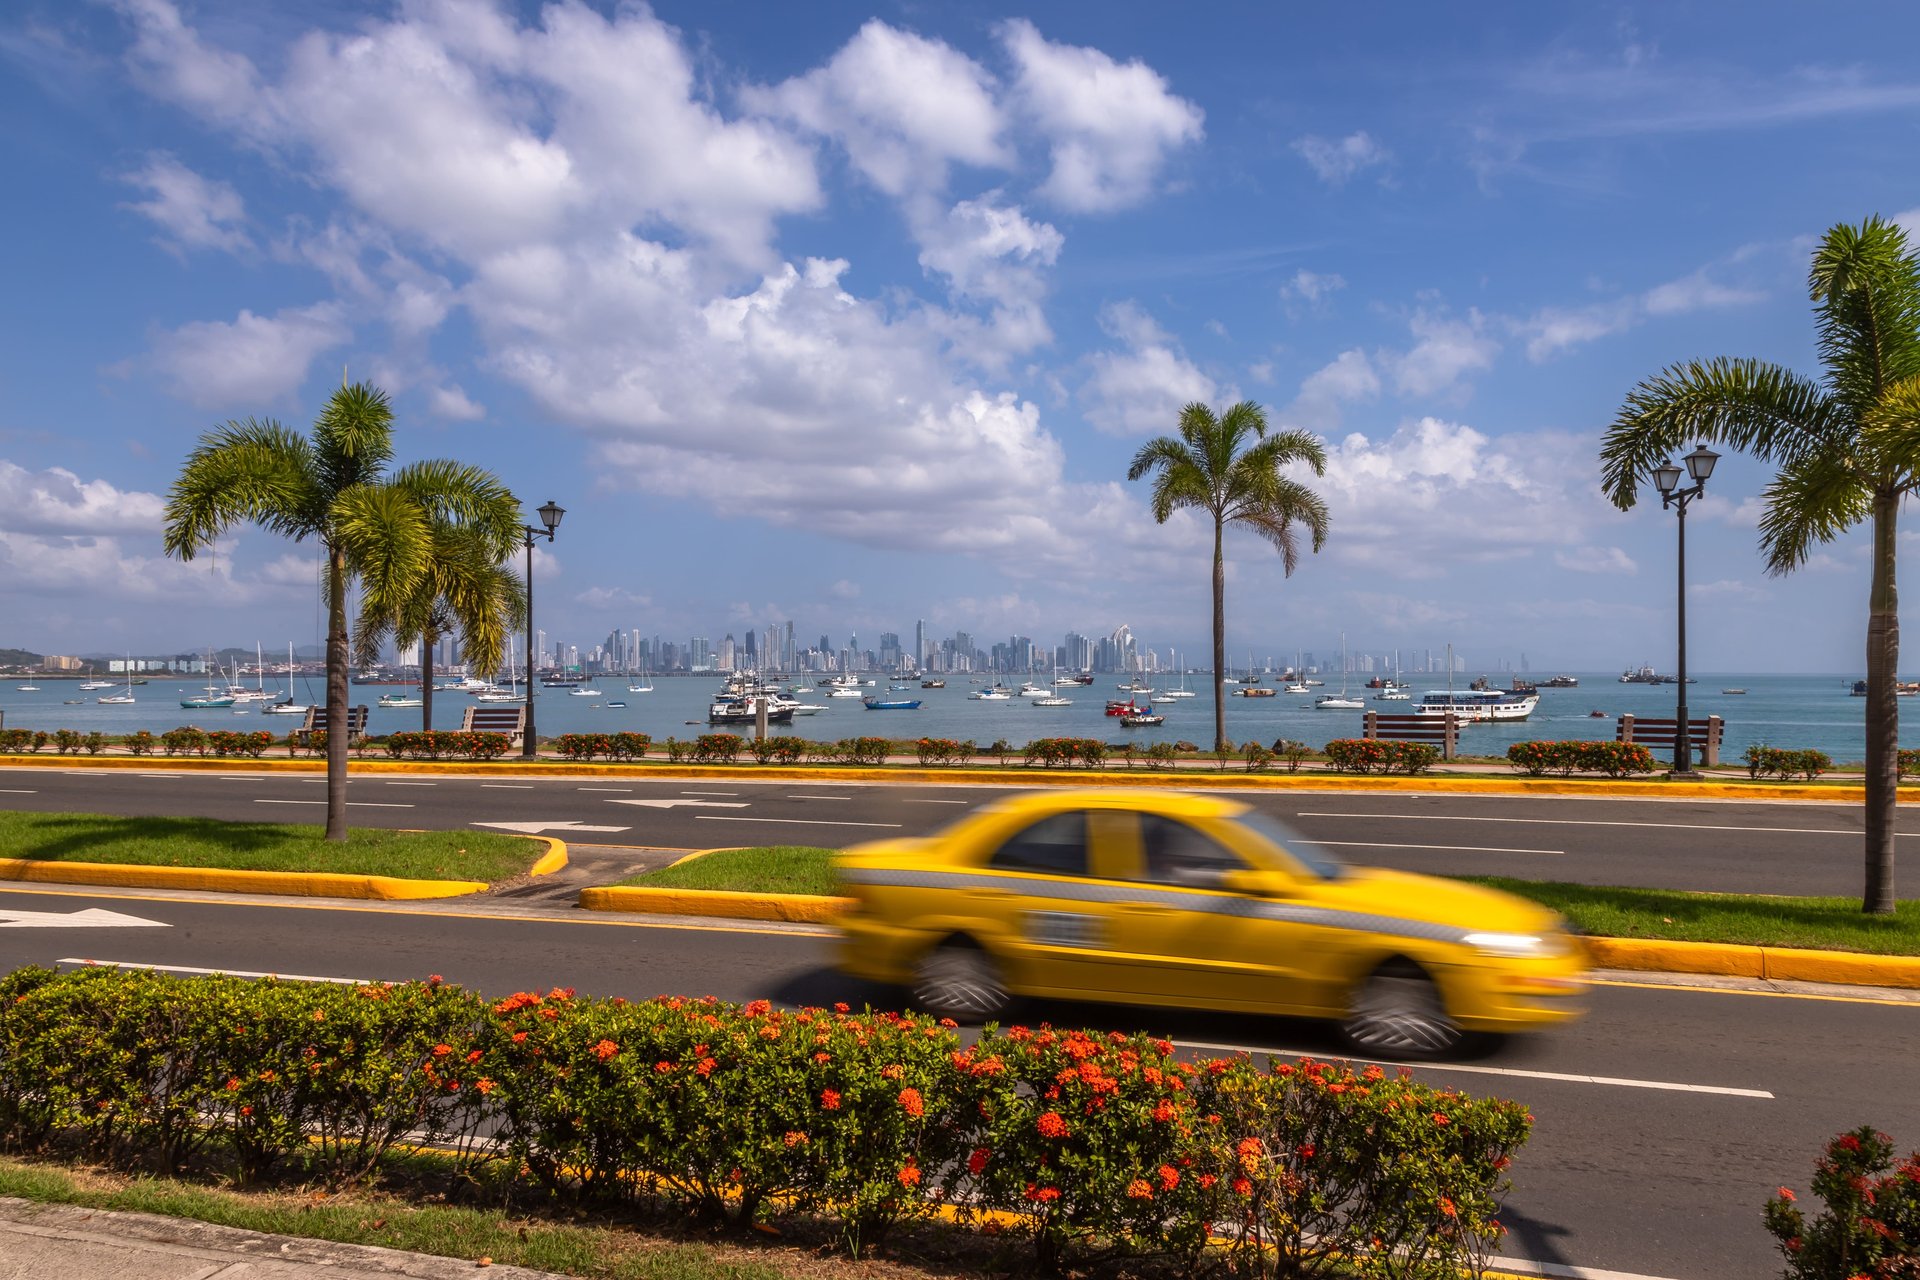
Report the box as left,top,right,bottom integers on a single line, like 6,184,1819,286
0,811,540,881
1469,877,1920,956
618,846,839,896
0,1158,781,1280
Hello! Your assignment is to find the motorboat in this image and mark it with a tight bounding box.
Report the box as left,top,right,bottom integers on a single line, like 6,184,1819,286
1017,681,1050,698
1106,698,1149,716
969,685,1013,700
709,693,794,724
378,693,423,708
1283,682,1311,694
1313,694,1365,709
920,678,946,689
1374,688,1411,701
829,685,866,698
1119,713,1165,727
1031,695,1073,707
1413,690,1540,722
1236,686,1276,698
862,696,920,710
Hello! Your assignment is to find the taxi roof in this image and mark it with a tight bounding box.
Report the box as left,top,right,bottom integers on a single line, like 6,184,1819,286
975,789,1253,821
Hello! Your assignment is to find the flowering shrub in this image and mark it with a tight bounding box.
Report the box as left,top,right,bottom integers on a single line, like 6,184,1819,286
913,737,974,766
749,735,806,765
1765,1126,1920,1278
1900,749,1920,779
1507,740,1656,778
162,726,209,756
52,729,82,755
1325,739,1440,775
1142,741,1179,770
0,728,37,754
126,730,156,756
1745,745,1833,781
1022,738,1108,769
0,969,1532,1275
1270,738,1313,772
837,737,891,766
693,733,744,764
204,729,274,758
387,730,515,761
1242,742,1274,771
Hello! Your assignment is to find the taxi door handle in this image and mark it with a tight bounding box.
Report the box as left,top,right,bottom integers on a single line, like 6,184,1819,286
971,888,1014,902
1117,902,1175,916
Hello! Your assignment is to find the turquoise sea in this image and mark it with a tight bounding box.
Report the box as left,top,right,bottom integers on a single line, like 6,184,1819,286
0,672,1905,765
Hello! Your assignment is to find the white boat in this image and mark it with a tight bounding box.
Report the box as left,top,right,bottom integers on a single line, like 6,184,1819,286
99,660,136,704
14,683,39,692
1017,681,1049,697
627,662,654,693
569,686,603,697
1374,688,1411,701
1315,633,1365,709
77,665,114,691
1156,655,1196,698
970,685,1013,700
262,644,310,714
1031,695,1073,707
378,693,423,708
828,686,865,698
475,690,520,703
1412,689,1539,722
1053,674,1080,687
1283,682,1311,694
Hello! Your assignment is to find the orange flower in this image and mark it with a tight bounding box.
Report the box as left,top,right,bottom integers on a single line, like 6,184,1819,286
744,999,772,1017
833,1002,851,1013
898,1163,922,1188
225,1078,242,1092
1159,1164,1179,1190
593,1039,619,1061
432,1044,453,1058
1232,1177,1252,1196
475,1078,495,1094
510,1031,528,1044
696,1058,717,1076
1152,1100,1176,1123
881,1063,904,1080
1126,1179,1154,1200
1439,1196,1457,1218
898,1087,924,1117
1024,1183,1061,1203
1432,1113,1450,1127
784,1131,809,1148
654,1061,674,1073
1037,1111,1069,1139
1198,1174,1217,1189
820,1089,842,1111
239,1105,253,1116
466,1049,484,1064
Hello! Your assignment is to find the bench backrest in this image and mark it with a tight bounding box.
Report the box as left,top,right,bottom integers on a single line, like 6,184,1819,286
460,704,526,743
303,705,369,733
1615,714,1723,765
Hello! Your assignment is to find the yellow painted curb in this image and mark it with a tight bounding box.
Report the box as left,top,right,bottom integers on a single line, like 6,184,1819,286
0,858,487,900
1588,936,1920,989
528,837,568,877
579,885,852,923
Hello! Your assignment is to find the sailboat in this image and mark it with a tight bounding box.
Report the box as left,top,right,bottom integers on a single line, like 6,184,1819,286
1374,652,1411,701
1315,634,1365,709
627,659,654,694
78,664,114,692
181,650,235,708
98,658,136,705
1154,651,1195,699
263,643,312,714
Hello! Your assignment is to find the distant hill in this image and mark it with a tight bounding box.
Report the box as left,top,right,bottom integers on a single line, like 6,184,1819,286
0,648,43,666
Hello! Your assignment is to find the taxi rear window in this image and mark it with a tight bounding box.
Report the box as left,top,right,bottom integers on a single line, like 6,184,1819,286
988,812,1088,876
1232,811,1348,881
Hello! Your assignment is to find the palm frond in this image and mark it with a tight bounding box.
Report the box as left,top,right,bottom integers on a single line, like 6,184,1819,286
313,383,396,496
1598,358,1843,509
331,483,433,621
1809,216,1920,413
163,420,320,560
1128,436,1214,523
1755,452,1874,576
387,459,524,559
1860,374,1920,490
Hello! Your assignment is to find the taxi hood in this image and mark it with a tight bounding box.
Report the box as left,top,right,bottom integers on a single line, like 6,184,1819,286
1306,867,1564,935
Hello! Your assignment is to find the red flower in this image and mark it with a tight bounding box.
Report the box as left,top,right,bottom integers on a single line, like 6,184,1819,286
1439,1197,1457,1218
1159,1164,1179,1190
968,1147,991,1176
833,1002,851,1013
1024,1183,1061,1203
1432,1113,1450,1126
820,1089,842,1111
654,1061,674,1073
1198,1174,1217,1190
898,1087,924,1117
465,1049,484,1064
696,1058,717,1076
744,999,772,1017
1777,1187,1796,1202
593,1040,619,1061
898,1163,922,1188
1297,1143,1315,1160
432,1043,453,1057
1232,1177,1252,1196
510,1031,528,1044
1037,1111,1069,1139
1152,1100,1176,1123
1126,1179,1154,1200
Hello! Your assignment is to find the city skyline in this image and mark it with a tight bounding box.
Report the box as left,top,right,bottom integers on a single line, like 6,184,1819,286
3,4,1920,670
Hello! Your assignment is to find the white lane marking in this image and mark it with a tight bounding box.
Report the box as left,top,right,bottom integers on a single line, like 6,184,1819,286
1487,1258,1687,1280
0,909,169,929
1173,1039,1773,1098
577,787,632,793
1296,810,1909,839
1314,840,1563,856
481,784,534,789
681,791,739,796
218,776,264,782
610,799,750,810
61,958,363,984
473,820,631,834
385,781,438,787
695,815,902,829
253,799,414,809
787,795,853,800
904,799,969,804
0,788,36,794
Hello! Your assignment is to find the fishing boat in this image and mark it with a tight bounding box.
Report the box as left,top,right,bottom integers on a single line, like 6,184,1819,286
1119,712,1165,727
863,696,921,710
920,678,946,689
1236,686,1277,698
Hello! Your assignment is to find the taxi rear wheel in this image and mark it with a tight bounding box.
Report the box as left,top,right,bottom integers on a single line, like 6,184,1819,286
911,939,1009,1022
1344,963,1461,1058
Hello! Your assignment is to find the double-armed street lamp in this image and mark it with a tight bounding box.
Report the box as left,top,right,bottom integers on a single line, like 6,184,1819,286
521,500,565,760
1652,445,1719,777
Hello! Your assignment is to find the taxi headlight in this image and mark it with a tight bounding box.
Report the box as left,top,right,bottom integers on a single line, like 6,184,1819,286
1462,931,1548,958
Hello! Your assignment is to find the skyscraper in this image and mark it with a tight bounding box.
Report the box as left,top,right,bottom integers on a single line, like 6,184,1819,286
914,618,927,671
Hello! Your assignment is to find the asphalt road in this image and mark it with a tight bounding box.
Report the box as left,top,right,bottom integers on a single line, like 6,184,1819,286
0,763,1908,898
0,880,1915,1280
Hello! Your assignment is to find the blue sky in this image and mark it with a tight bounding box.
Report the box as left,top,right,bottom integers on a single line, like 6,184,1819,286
3,1,1919,672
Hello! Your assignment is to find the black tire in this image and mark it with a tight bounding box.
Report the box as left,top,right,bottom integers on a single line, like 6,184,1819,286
911,939,1009,1022
1343,962,1462,1058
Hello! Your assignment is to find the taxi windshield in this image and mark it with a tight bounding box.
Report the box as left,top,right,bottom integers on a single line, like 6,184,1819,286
1231,811,1349,881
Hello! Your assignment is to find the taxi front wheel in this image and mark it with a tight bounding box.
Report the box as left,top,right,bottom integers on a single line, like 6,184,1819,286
1344,964,1461,1058
912,940,1009,1022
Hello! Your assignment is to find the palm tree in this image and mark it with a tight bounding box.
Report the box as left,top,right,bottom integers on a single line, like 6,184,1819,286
1128,401,1330,751
164,384,522,840
353,517,526,733
1600,215,1920,914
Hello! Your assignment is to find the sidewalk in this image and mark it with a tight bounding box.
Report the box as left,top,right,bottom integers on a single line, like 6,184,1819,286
0,1196,561,1280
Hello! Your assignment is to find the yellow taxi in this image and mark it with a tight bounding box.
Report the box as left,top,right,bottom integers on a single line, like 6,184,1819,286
834,790,1586,1055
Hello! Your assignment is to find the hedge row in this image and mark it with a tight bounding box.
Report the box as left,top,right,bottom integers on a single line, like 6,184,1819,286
0,968,1528,1274
1022,737,1109,768
550,732,651,762
1324,739,1442,775
1744,745,1833,781
1505,740,1658,778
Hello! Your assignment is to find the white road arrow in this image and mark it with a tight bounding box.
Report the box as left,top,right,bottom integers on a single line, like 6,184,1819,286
472,820,632,835
0,908,170,929
607,799,751,810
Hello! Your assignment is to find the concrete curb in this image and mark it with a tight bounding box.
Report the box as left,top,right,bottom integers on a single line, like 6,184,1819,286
577,886,1920,990
0,752,1907,801
0,835,567,901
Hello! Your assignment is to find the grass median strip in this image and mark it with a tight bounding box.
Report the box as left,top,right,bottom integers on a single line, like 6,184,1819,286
616,846,839,897
1468,877,1920,956
0,811,538,881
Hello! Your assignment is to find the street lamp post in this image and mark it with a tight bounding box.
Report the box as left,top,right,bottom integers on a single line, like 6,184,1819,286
521,501,565,759
1652,446,1718,777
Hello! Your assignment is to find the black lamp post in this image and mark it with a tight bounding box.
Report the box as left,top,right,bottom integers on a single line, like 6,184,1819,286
521,500,564,759
1652,445,1718,777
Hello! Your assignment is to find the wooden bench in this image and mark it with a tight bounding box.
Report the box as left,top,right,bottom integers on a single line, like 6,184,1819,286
291,704,370,753
459,704,527,750
1616,714,1723,767
1363,710,1461,760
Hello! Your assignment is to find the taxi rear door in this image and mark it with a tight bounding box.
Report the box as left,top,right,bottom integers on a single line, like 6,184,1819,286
974,808,1139,999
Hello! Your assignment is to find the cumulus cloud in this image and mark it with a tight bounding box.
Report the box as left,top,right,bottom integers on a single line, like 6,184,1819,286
0,462,166,536
1381,310,1499,397
1079,302,1220,436
575,585,651,609
428,384,485,421
999,18,1204,212
1519,267,1766,360
1292,131,1389,186
915,194,1063,363
119,153,248,253
1554,545,1637,574
147,302,351,407
1290,349,1380,425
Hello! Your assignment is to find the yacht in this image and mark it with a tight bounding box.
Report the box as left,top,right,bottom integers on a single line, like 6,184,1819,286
378,692,423,708
709,692,794,724
1412,689,1539,722
1017,680,1050,697
14,683,39,692
970,685,1013,700
569,685,603,697
1031,694,1073,707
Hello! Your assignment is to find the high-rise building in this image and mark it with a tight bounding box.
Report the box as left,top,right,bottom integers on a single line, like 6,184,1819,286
914,619,928,671
690,637,712,671
719,634,736,671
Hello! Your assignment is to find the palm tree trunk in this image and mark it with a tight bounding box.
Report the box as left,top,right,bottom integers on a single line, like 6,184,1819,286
324,545,349,843
1864,492,1899,914
421,626,436,734
1212,513,1227,752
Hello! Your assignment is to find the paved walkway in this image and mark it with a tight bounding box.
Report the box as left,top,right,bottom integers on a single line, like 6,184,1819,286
0,1197,563,1280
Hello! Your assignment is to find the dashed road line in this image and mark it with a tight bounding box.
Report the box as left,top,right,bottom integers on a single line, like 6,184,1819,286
1295,810,1909,839
253,799,414,809
1314,840,1563,855
695,815,902,829
61,958,366,984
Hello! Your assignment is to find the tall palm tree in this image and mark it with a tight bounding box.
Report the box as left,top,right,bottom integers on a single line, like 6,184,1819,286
1128,401,1330,751
163,383,522,840
354,517,525,733
1600,215,1920,914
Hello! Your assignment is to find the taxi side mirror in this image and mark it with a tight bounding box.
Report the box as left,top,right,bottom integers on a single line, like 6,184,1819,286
1218,868,1290,897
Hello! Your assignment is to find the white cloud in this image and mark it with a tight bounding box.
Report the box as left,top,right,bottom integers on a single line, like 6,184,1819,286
914,194,1062,364
1382,310,1499,397
113,0,262,129
147,302,351,407
1248,360,1274,385
1290,349,1379,425
428,385,485,421
1282,269,1346,303
1554,546,1638,574
1896,207,1920,243
575,585,651,609
1520,268,1767,360
1292,131,1389,186
1079,302,1219,436
0,462,165,536
748,20,1006,199
119,153,248,253
999,18,1204,212
829,579,861,600
1690,578,1769,602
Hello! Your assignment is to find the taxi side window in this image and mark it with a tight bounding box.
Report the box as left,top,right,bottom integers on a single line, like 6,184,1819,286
1140,815,1247,888
989,812,1088,876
